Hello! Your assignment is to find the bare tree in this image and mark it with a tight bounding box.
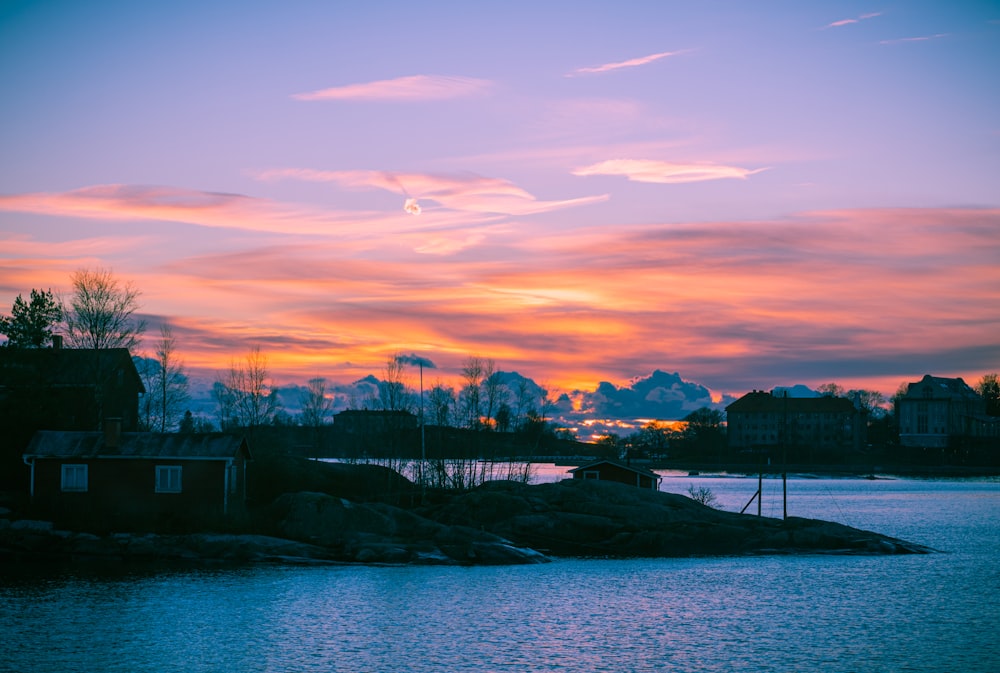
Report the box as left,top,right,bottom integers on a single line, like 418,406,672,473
847,389,888,418
138,324,189,431
817,382,845,397
460,355,485,428
378,354,412,411
221,346,278,428
301,377,334,427
482,361,508,430
514,378,533,430
65,267,146,351
428,382,456,426
212,380,237,430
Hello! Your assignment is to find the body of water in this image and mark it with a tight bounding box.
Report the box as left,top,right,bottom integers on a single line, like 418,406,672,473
2,475,998,672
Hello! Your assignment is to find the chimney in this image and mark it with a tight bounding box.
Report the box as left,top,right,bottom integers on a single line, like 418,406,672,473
51,334,63,349
104,418,122,449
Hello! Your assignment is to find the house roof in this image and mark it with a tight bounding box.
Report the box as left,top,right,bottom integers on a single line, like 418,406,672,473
23,431,251,461
0,347,145,392
567,459,661,479
901,374,980,401
726,391,858,414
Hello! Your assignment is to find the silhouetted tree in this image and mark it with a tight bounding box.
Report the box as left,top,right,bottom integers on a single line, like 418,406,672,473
301,377,334,427
138,324,189,432
218,346,278,428
481,362,507,430
626,421,675,458
817,382,845,397
978,373,1000,416
0,288,63,348
495,402,513,432
847,388,888,418
179,410,196,433
428,382,456,426
681,407,726,459
460,356,486,428
378,354,412,412
65,267,146,351
212,380,237,429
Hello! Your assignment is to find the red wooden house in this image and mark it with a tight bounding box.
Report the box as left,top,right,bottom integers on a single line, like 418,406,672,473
23,426,252,521
567,459,661,490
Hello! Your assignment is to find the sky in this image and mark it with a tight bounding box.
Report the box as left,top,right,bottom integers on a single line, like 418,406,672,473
1,0,998,423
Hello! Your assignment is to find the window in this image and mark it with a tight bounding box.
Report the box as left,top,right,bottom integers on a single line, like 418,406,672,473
583,470,600,480
155,466,182,493
61,464,88,492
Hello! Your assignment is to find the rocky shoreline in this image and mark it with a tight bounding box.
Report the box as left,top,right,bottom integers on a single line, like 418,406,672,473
0,479,935,567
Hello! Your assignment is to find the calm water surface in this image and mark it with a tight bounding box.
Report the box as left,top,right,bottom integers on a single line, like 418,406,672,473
3,476,998,672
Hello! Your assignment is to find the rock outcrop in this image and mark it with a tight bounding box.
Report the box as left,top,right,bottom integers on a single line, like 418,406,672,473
418,479,935,557
0,478,933,567
265,491,548,565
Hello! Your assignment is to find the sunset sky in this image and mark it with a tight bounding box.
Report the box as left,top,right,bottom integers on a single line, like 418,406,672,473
1,1,998,416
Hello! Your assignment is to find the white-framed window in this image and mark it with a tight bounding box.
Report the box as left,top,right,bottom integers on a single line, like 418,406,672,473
155,465,182,493
61,464,88,492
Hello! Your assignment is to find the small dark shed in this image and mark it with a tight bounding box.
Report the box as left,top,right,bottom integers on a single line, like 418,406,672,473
23,429,252,519
567,459,661,490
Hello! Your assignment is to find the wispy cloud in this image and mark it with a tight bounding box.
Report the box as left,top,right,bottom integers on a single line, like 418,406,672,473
0,183,502,246
9,204,993,398
569,50,688,76
0,184,359,235
257,168,609,216
184,206,996,395
572,159,767,184
880,33,950,45
292,74,492,101
823,11,882,29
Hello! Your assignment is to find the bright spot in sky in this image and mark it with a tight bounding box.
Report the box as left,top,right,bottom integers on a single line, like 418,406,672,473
404,198,422,215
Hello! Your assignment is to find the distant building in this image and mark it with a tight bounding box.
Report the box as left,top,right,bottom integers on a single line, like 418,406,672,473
726,390,865,457
567,459,661,490
896,375,993,448
23,427,252,519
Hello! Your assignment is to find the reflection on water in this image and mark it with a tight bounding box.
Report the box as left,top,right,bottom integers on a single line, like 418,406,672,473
2,479,998,673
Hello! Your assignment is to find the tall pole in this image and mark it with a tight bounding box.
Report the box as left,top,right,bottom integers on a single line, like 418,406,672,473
758,457,763,517
782,391,788,520
419,361,425,499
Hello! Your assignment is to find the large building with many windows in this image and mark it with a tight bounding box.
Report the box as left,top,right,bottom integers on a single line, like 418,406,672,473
726,390,865,459
896,375,990,448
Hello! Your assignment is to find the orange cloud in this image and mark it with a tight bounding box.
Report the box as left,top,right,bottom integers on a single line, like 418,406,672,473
4,206,996,402
291,75,492,101
572,159,767,184
0,184,352,234
0,183,510,255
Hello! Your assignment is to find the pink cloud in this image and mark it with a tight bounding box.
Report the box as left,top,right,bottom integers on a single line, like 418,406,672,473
257,168,609,216
572,159,767,184
880,33,950,45
823,12,882,29
569,50,689,76
0,183,500,245
291,75,492,101
5,205,995,401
